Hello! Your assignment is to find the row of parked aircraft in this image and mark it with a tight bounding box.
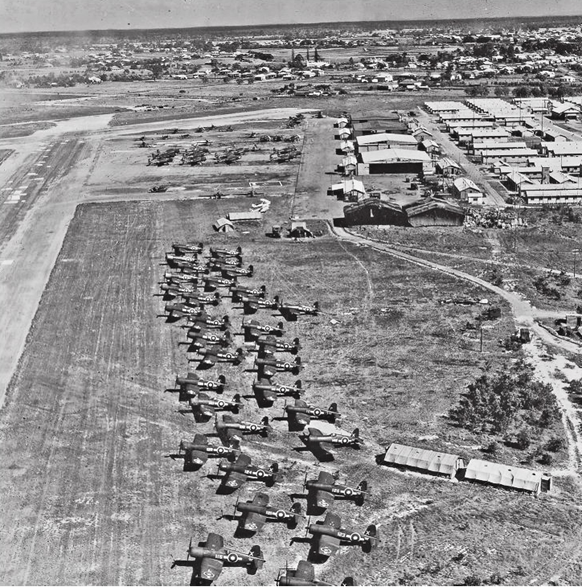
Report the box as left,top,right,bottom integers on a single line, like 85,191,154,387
159,242,378,585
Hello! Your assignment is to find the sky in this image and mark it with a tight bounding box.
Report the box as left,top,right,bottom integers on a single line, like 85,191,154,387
2,0,582,34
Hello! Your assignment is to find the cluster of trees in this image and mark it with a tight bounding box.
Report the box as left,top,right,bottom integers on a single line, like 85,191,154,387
26,71,87,87
449,360,560,437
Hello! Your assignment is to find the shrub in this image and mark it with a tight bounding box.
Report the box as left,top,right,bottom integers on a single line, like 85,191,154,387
516,429,531,450
545,437,565,452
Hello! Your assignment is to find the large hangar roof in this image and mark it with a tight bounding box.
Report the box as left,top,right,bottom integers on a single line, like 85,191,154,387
361,149,431,164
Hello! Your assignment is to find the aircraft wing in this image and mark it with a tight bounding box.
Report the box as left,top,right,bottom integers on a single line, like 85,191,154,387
234,453,252,468
206,532,224,551
295,560,316,583
317,471,335,485
200,557,223,582
200,350,217,366
317,532,340,557
323,511,341,529
242,510,266,533
222,414,235,423
193,434,207,446
314,487,334,509
221,468,246,490
252,492,269,508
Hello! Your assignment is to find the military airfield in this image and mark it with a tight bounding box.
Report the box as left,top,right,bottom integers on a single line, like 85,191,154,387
3,13,582,587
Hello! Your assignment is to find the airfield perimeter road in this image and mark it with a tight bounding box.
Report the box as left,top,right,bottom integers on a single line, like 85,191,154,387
0,107,313,408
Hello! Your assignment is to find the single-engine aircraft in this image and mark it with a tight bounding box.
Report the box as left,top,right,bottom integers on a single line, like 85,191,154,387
285,400,339,430
164,302,203,322
215,414,272,445
306,512,379,559
210,245,242,259
182,291,221,306
279,300,320,321
252,379,302,407
189,392,243,418
185,327,232,349
304,471,368,510
190,345,245,369
256,335,301,357
255,356,302,378
174,533,264,584
176,434,239,470
174,373,226,400
204,275,237,291
276,560,355,586
216,453,280,492
231,284,266,303
242,295,279,314
188,313,230,331
171,242,203,255
233,492,302,534
299,427,363,461
222,265,254,279
243,320,285,341
209,256,243,269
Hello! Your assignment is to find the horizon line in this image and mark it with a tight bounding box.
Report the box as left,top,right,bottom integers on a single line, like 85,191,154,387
2,13,582,38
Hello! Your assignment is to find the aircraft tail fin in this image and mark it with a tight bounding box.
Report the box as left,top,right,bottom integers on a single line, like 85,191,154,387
357,480,368,492
329,403,338,413
365,524,379,549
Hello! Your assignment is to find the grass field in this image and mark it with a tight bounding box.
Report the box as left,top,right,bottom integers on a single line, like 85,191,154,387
0,197,580,585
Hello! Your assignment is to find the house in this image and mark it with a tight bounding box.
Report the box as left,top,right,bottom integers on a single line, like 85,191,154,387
435,157,462,176
343,178,366,202
340,155,357,176
419,139,441,156
404,198,465,227
382,443,465,479
504,170,536,192
288,221,313,238
337,128,352,140
519,184,582,205
464,459,551,494
339,140,355,154
551,102,579,121
453,177,483,205
341,198,408,226
543,141,582,157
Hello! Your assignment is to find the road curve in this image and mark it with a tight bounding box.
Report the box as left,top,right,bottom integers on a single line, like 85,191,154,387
331,225,582,356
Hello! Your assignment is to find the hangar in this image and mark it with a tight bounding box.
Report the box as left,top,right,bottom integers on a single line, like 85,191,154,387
464,459,552,494
383,443,465,479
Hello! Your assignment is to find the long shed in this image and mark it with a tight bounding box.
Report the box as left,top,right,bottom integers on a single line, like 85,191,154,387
342,199,408,226
464,459,552,494
383,443,465,479
405,198,465,227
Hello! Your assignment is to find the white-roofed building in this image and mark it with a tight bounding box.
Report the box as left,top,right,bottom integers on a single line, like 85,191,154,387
464,459,552,494
453,177,483,205
383,443,465,479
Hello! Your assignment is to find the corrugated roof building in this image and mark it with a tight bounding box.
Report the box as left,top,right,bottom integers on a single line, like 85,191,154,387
383,443,465,479
464,459,552,494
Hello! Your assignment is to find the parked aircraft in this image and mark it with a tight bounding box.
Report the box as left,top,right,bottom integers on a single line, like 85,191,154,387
188,313,230,331
231,284,266,303
182,291,221,306
174,373,227,399
190,346,245,368
242,295,280,314
243,320,285,341
279,301,320,321
285,400,340,430
164,302,203,322
185,327,232,349
210,245,242,259
233,492,302,534
277,560,355,586
215,414,272,445
174,533,264,583
204,275,237,291
307,512,379,558
305,471,368,510
299,428,363,461
252,379,302,406
189,392,243,418
256,335,301,357
172,242,204,255
176,434,239,470
222,265,254,279
255,356,302,378
216,453,280,491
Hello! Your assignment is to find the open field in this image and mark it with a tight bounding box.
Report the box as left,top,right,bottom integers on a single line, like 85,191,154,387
0,197,580,586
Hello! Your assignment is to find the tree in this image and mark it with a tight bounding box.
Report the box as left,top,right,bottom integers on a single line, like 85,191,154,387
494,85,509,97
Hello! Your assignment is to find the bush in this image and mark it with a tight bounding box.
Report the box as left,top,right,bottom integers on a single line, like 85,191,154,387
516,429,531,450
463,575,483,586
539,452,553,465
484,440,501,455
545,437,565,452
